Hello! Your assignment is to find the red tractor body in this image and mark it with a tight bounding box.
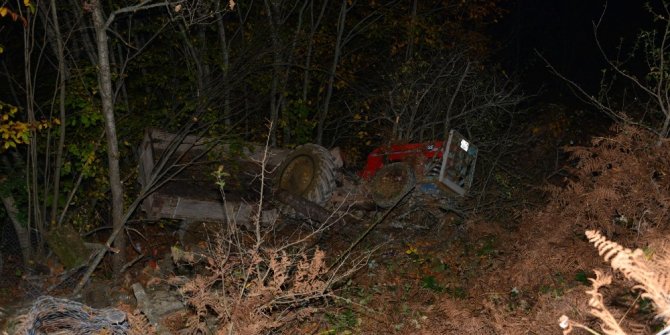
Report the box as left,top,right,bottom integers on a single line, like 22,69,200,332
358,130,478,203
359,141,445,179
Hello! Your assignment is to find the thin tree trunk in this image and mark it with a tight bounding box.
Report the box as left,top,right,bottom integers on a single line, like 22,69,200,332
317,0,347,145
0,193,31,265
215,6,232,126
660,112,670,139
48,0,68,227
0,153,32,266
197,26,212,114
177,24,207,115
115,42,131,114
91,0,126,273
280,1,308,144
264,0,282,146
69,0,98,66
444,61,470,137
23,6,43,251
302,1,328,103
405,0,417,60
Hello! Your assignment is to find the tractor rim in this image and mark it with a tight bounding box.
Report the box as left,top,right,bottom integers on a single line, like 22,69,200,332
279,155,315,196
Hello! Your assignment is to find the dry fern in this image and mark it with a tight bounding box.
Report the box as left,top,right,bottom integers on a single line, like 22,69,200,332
584,270,627,335
127,310,157,335
560,230,670,335
177,245,332,334
586,230,670,323
554,125,670,233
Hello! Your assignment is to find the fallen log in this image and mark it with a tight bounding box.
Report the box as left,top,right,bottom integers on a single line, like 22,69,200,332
275,189,362,226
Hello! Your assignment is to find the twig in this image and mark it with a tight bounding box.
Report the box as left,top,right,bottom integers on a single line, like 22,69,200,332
120,254,145,273
618,292,641,326
327,186,414,273
72,123,212,295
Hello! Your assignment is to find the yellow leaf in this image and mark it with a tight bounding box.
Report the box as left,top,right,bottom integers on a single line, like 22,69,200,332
23,0,30,6
0,7,7,17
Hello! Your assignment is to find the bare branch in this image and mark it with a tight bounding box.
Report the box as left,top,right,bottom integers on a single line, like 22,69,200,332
104,0,179,29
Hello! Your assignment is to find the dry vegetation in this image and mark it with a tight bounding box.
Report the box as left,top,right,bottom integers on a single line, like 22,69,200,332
8,125,670,334
140,124,670,334
340,124,670,334
162,144,364,335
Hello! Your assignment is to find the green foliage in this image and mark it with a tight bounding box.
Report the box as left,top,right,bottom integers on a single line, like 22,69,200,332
476,236,497,257
0,172,28,227
281,99,317,145
65,84,102,128
574,270,590,285
420,275,444,292
213,165,230,190
539,272,568,298
324,309,358,334
64,141,102,178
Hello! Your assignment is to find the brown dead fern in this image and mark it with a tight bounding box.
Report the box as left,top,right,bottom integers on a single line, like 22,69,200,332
587,230,670,322
517,125,670,297
175,128,362,335
176,243,334,335
127,309,157,335
556,125,670,233
560,230,670,335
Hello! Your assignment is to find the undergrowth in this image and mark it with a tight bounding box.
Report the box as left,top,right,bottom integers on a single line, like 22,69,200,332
169,136,362,334
553,125,670,334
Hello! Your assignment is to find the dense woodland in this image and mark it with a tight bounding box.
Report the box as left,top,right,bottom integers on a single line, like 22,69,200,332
1,0,670,334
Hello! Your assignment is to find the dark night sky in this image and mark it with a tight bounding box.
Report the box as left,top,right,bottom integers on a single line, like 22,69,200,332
496,0,657,100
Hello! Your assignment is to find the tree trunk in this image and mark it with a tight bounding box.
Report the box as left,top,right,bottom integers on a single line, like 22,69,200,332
276,190,361,226
405,0,417,60
302,1,328,103
317,0,347,145
22,7,45,252
48,0,68,227
264,0,282,146
215,7,232,126
660,107,670,139
69,0,98,66
0,190,32,266
90,0,126,273
177,24,208,116
271,1,308,144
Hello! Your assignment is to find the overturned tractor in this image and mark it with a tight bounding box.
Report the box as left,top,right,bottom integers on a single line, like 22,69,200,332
274,129,478,210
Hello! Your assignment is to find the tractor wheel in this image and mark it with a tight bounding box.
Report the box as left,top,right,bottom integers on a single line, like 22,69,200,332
274,144,337,206
370,162,416,208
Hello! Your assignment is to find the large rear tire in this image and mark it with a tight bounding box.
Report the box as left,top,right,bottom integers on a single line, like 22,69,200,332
274,144,337,206
370,162,416,208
